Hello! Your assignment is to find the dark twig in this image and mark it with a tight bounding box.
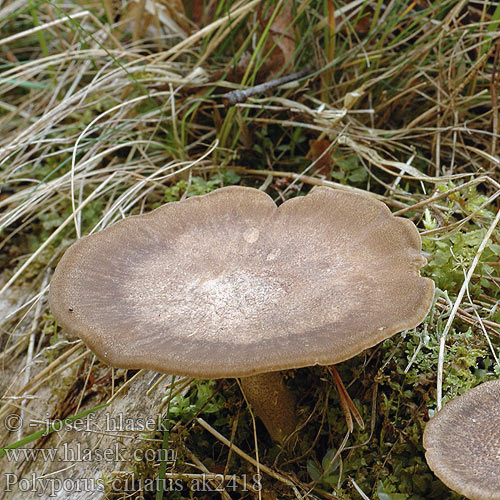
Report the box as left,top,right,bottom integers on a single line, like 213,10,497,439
221,69,312,107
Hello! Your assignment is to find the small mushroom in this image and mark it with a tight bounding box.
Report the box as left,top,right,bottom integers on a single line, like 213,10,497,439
423,380,500,500
49,186,434,442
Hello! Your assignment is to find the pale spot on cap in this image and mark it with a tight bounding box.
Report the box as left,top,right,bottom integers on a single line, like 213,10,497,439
243,228,260,244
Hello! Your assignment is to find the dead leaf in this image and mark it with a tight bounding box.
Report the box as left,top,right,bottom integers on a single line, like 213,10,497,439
307,139,334,176
184,0,218,28
259,0,297,80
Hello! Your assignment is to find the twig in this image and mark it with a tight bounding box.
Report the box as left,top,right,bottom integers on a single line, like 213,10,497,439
196,417,304,499
221,70,311,107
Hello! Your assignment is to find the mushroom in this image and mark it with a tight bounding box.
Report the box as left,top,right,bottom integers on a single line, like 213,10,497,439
49,186,434,442
423,380,500,500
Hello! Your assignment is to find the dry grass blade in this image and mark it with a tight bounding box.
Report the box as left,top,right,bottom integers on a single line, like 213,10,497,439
328,365,365,432
196,417,304,499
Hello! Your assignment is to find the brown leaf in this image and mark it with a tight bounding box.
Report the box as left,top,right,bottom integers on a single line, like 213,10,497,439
183,0,218,27
354,10,372,34
260,0,296,80
306,139,334,176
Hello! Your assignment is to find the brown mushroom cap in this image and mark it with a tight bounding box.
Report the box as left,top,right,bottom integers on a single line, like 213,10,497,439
423,380,500,500
49,186,434,378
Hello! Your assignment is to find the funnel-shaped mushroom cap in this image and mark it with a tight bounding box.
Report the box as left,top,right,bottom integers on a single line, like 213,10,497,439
423,380,500,500
50,186,434,378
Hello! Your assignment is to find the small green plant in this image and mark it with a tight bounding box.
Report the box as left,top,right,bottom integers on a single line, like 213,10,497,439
377,480,408,500
167,381,226,425
163,171,241,203
307,447,341,490
331,155,368,185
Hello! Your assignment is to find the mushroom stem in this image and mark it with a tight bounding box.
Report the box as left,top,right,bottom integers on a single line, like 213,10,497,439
239,371,297,443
